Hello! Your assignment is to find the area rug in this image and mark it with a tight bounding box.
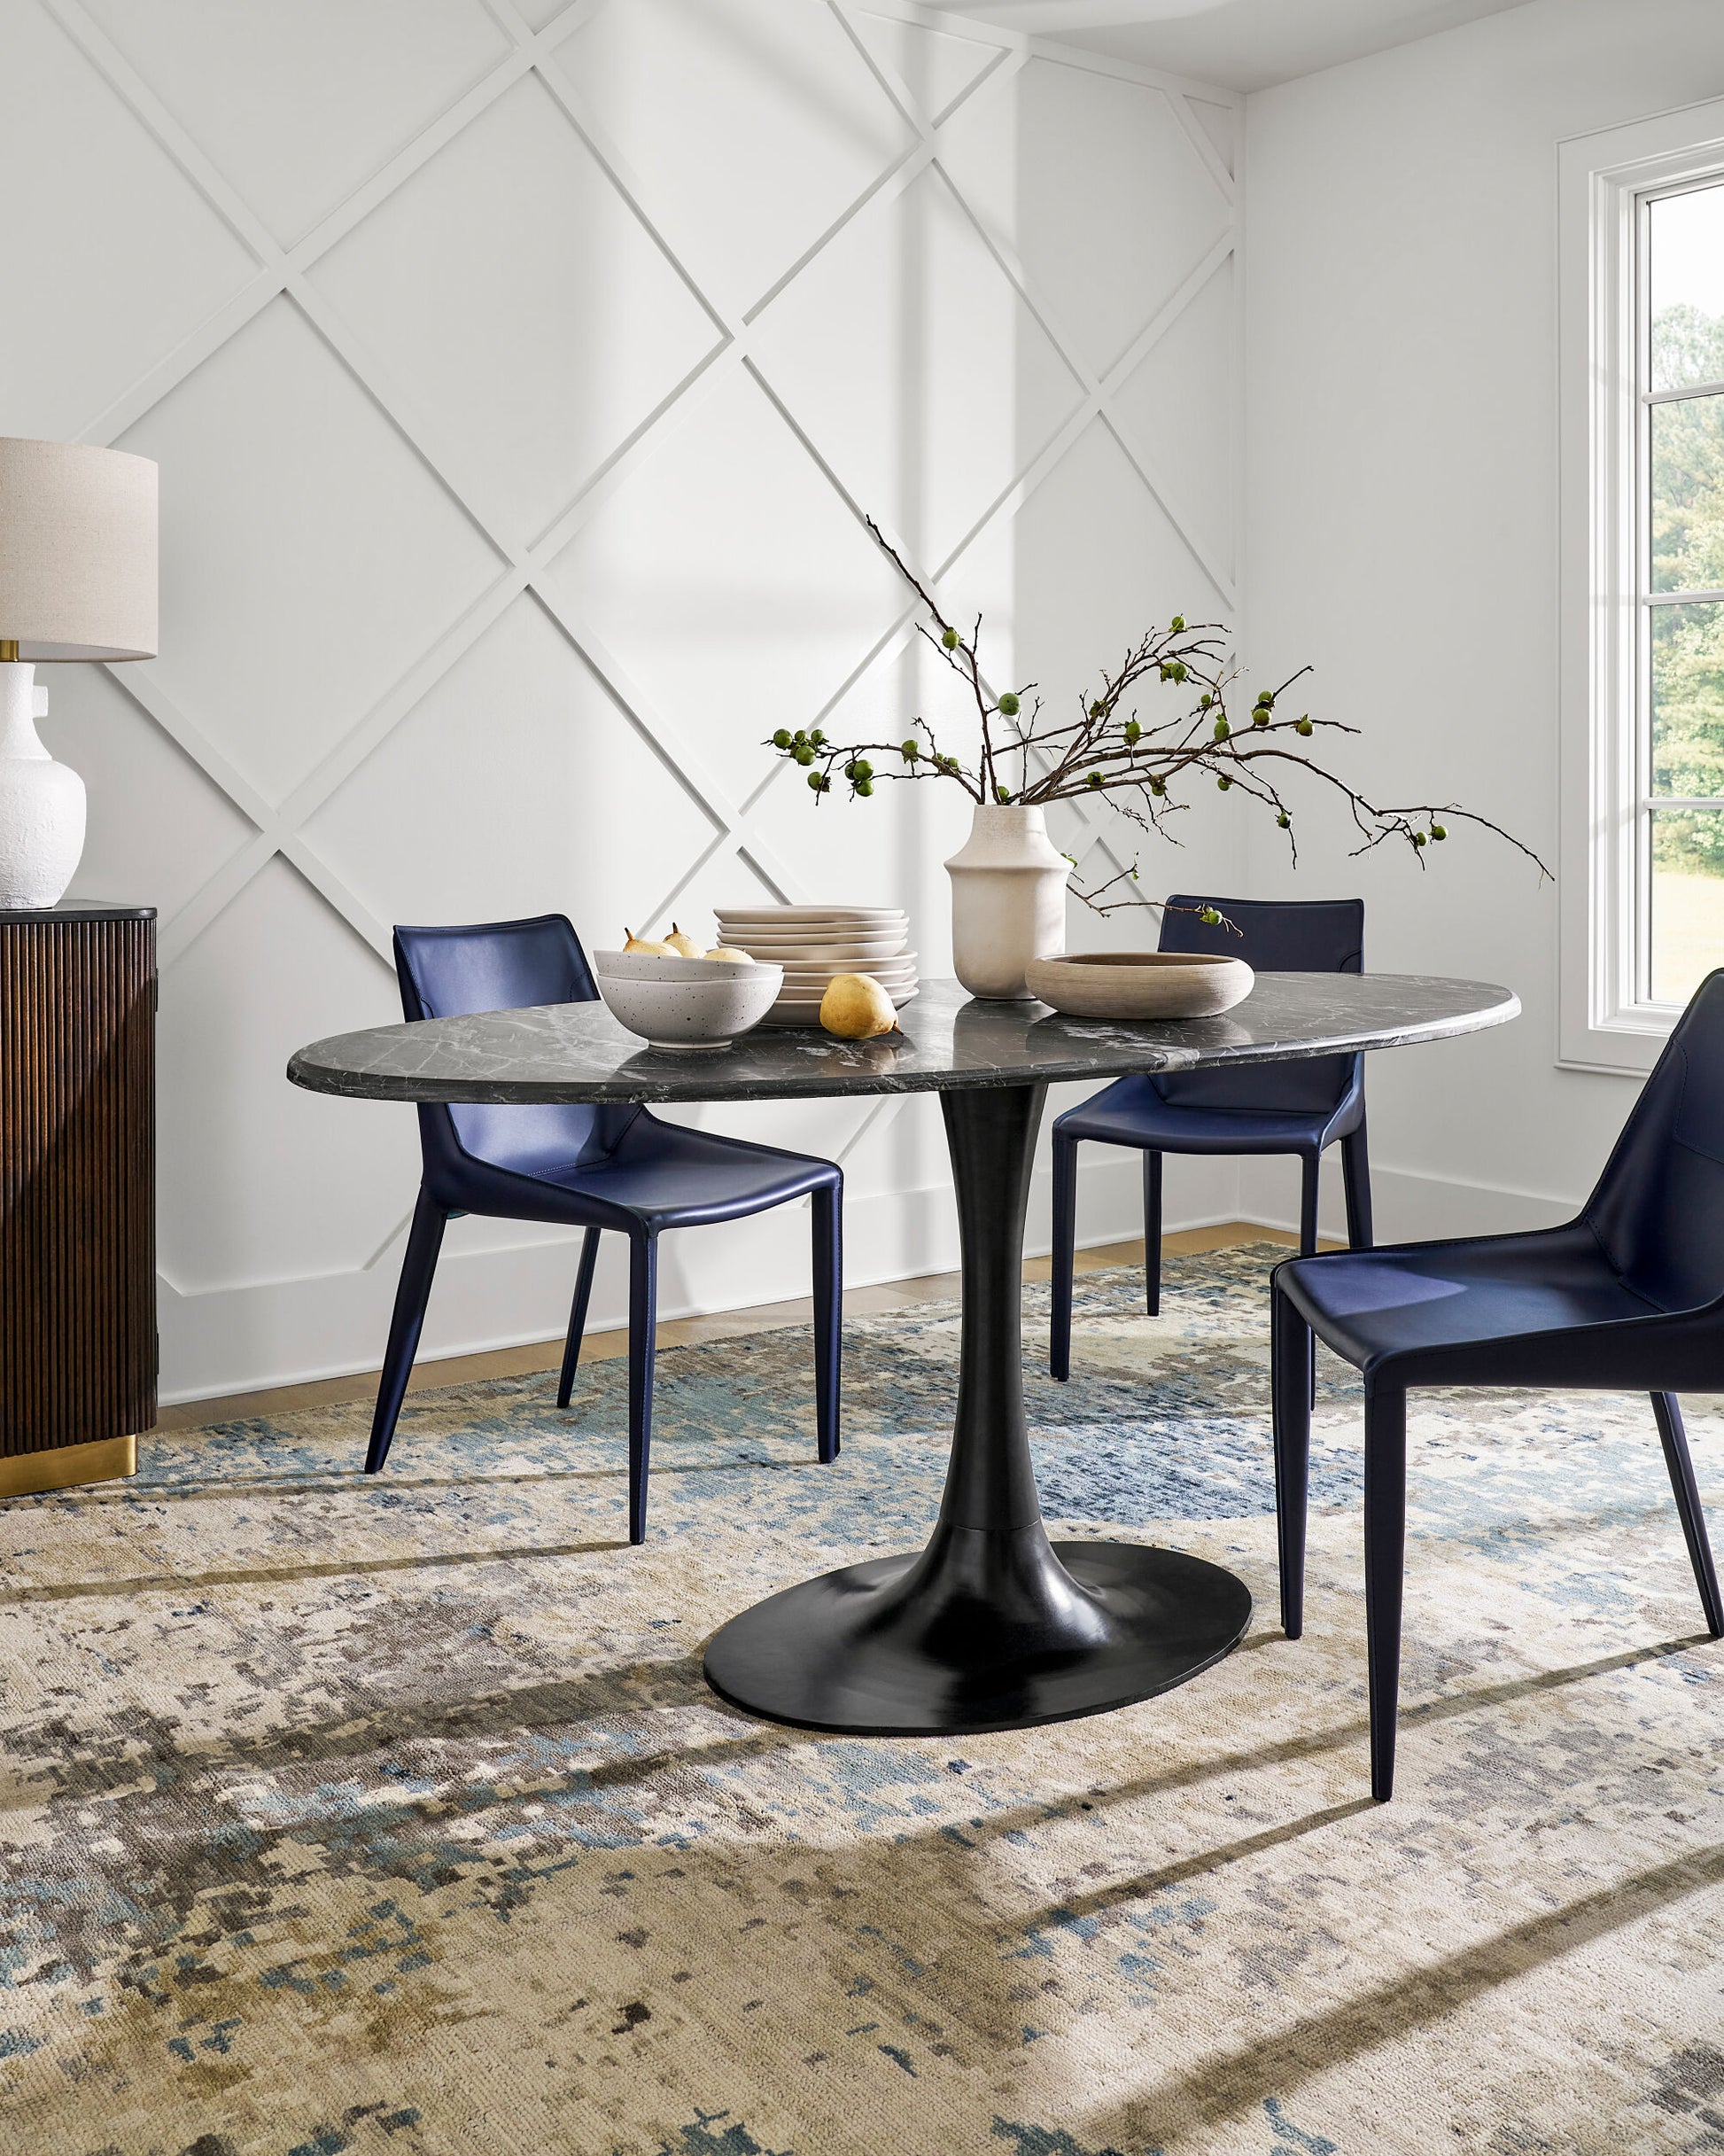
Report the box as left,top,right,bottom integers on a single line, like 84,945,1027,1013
1,1244,1720,2156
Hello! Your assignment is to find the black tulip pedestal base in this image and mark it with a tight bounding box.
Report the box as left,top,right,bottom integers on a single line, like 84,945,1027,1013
703,1523,1252,1736
704,1080,1253,1737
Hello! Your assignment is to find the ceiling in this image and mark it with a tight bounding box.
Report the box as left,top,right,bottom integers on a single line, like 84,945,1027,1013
920,0,1544,94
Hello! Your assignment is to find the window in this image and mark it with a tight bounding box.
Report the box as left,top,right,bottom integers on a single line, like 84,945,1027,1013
1642,183,1724,1008
1560,103,1724,1071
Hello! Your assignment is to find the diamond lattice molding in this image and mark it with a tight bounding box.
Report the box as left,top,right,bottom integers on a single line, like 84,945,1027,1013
31,0,1239,1312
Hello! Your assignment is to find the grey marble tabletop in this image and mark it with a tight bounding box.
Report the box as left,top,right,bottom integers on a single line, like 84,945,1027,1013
286,974,1518,1107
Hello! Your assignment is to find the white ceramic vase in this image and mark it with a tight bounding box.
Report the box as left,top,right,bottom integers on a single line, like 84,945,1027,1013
0,662,84,909
944,802,1070,1000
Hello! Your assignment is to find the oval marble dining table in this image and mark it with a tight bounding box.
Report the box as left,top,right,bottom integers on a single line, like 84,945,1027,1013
289,973,1518,1739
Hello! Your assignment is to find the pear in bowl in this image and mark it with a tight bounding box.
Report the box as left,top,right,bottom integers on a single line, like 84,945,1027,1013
622,926,755,964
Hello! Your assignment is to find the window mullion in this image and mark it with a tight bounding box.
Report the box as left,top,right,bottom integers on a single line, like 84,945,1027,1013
1645,377,1724,404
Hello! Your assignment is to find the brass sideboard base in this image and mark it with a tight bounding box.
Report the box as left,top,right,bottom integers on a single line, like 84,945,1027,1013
0,1432,137,1498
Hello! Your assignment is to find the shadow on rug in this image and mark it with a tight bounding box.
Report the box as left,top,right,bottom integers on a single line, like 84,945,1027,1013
0,1244,1720,2155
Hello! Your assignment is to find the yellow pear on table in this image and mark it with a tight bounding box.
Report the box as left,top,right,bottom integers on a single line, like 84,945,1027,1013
703,946,755,963
664,922,704,958
623,927,674,956
820,974,903,1040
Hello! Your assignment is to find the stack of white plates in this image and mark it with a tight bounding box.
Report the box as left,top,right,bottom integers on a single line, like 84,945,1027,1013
714,906,917,1025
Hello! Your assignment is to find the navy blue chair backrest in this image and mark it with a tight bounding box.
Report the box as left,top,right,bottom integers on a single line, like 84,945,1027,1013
1585,968,1724,1312
1151,893,1365,1115
394,915,634,1179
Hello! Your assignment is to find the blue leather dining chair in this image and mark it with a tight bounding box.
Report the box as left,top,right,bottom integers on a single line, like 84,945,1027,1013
367,915,843,1542
1271,970,1724,1802
1050,895,1371,1380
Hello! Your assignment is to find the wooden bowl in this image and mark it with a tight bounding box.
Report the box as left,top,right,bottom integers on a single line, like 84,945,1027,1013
1024,950,1254,1020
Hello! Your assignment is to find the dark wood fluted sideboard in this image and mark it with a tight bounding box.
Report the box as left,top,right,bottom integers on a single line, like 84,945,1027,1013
0,905,155,1495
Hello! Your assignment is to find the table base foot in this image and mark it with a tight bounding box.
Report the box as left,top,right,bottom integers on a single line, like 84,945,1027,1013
703,1526,1253,1736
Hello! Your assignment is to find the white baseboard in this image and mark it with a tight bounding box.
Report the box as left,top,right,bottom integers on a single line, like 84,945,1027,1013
1236,1156,1576,1244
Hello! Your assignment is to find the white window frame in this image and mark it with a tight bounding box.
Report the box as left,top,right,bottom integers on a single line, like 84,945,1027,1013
1559,99,1724,1073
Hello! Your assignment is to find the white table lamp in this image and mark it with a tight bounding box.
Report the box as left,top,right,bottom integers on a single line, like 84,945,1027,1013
0,438,158,907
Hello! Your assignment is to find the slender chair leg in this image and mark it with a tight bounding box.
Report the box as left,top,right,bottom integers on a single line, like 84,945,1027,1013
1270,1282,1313,1639
1363,1387,1409,1802
1298,1151,1322,1257
366,1189,447,1474
1650,1393,1724,1637
626,1230,658,1545
812,1180,842,1463
1340,1114,1374,1249
1143,1150,1164,1317
555,1227,602,1410
1050,1133,1077,1382
1297,1151,1323,1407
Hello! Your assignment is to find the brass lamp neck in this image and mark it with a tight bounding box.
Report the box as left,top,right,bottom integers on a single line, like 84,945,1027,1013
0,641,18,664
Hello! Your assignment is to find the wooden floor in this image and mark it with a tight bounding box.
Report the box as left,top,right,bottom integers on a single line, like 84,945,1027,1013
158,1221,1318,1431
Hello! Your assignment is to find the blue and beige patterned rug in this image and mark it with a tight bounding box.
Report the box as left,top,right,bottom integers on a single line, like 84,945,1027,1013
2,1244,1720,2155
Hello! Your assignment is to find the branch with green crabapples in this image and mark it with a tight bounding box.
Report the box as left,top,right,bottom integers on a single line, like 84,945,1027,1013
760,518,1550,925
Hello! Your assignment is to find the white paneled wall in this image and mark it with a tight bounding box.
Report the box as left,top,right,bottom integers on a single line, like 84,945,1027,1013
3,0,1242,1399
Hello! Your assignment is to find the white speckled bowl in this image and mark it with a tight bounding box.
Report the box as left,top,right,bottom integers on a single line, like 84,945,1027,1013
1023,951,1254,1020
595,948,762,982
593,952,783,1048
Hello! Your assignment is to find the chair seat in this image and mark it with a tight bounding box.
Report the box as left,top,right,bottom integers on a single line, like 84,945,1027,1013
1055,1072,1358,1156
1277,1225,1663,1376
454,1109,837,1233
376,915,843,1539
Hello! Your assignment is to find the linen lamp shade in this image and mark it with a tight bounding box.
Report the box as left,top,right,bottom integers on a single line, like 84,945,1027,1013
0,438,157,661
